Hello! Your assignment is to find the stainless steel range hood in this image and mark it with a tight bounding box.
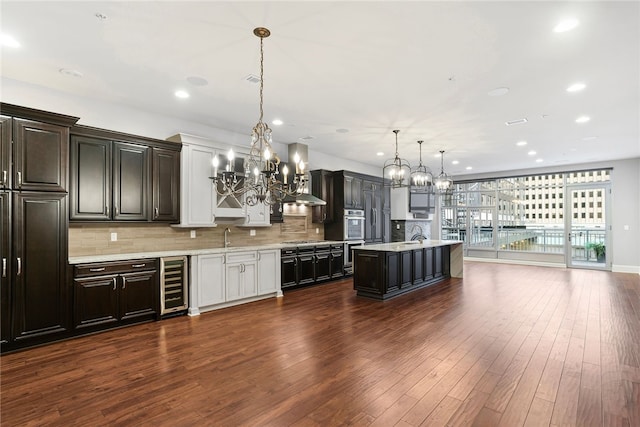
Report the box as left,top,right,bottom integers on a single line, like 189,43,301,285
282,193,326,206
282,142,326,206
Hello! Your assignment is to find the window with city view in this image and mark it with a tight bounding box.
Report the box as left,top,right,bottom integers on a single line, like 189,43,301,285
441,169,610,263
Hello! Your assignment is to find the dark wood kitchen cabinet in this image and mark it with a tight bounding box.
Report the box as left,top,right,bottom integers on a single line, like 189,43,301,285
363,179,384,243
280,244,343,290
0,191,10,344
311,169,333,223
1,112,71,192
0,116,11,190
297,247,316,286
152,148,180,222
70,126,180,222
73,259,158,331
0,103,79,353
330,244,344,279
314,245,332,281
11,192,70,344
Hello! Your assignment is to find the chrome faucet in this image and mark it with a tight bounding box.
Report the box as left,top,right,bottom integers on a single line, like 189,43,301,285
411,224,424,244
224,227,231,248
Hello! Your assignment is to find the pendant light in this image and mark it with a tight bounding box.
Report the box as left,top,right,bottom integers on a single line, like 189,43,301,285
410,140,433,189
434,150,453,192
383,130,411,188
210,27,306,206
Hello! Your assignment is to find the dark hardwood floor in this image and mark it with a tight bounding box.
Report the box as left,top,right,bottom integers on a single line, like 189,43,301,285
1,262,639,426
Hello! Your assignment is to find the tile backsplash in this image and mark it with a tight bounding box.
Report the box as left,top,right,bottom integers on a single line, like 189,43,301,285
69,207,324,257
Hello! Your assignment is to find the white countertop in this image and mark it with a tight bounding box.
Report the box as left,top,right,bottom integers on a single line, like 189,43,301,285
68,240,346,264
352,240,463,253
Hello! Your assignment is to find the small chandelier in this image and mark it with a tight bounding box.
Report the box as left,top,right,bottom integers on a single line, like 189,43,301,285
210,27,306,206
383,130,411,188
410,140,433,189
434,150,453,193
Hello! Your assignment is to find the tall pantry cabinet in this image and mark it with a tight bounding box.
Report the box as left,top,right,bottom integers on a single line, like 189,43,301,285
0,103,79,350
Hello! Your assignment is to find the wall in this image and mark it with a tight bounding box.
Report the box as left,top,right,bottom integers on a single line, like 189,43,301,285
69,205,324,257
455,158,640,273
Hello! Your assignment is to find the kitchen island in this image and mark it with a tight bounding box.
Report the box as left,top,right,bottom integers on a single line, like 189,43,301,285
352,240,463,300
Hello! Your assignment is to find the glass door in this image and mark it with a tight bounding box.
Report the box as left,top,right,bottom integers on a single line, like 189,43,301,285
565,183,610,270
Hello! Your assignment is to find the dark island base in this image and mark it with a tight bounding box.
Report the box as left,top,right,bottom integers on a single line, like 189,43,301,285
353,245,452,300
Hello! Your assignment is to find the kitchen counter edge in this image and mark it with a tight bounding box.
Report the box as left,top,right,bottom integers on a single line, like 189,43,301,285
68,241,347,264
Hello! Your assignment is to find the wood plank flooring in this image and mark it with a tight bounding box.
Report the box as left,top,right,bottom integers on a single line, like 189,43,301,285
1,262,639,426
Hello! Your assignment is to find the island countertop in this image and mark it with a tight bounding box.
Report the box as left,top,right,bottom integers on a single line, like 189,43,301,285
353,240,463,252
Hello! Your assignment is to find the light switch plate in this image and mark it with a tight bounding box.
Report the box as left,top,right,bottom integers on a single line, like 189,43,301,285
190,230,196,238
250,229,256,236
110,232,117,242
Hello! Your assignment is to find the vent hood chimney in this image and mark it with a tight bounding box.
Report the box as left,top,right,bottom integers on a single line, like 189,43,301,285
284,142,326,206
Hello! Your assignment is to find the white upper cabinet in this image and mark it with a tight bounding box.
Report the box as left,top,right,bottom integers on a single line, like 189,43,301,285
173,141,217,227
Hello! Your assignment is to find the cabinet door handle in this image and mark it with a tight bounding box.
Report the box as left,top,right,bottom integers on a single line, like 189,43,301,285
132,263,146,268
2,258,6,278
89,267,106,272
122,277,126,289
114,205,119,216
1,170,6,185
17,171,22,187
16,257,21,276
106,205,110,217
154,207,159,218
112,277,117,290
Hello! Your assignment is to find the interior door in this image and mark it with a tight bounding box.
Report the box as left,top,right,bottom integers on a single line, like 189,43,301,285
566,184,610,270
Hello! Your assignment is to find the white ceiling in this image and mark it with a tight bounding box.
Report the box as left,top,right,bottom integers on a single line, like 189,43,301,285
2,1,639,177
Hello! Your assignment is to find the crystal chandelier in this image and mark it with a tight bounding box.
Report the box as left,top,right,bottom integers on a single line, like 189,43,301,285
210,27,306,206
383,130,411,188
410,140,433,189
434,150,453,192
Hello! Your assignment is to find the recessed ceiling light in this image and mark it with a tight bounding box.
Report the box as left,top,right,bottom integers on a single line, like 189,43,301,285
575,116,590,123
466,166,473,170
566,82,586,92
376,152,384,156
59,68,83,78
452,160,459,165
488,87,509,97
272,119,283,126
536,158,544,163
528,150,537,156
336,128,349,133
1,33,20,48
554,18,579,33
516,140,527,146
175,90,190,99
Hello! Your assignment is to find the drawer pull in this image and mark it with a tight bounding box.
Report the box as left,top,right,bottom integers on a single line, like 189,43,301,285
16,257,21,276
89,267,106,272
122,277,126,289
132,264,146,268
112,277,117,291
2,258,6,278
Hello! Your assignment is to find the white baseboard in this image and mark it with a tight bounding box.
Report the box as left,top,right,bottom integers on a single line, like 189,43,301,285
612,264,640,274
